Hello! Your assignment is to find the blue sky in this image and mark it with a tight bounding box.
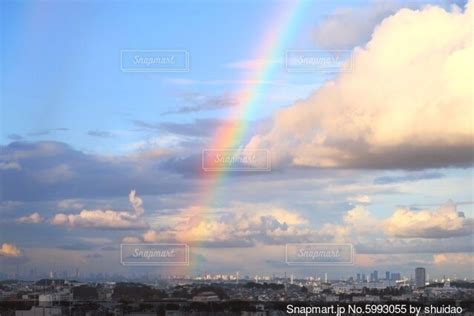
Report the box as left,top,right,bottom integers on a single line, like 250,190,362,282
1,0,337,153
0,0,472,279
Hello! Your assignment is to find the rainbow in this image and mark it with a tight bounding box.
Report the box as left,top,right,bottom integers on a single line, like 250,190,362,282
178,1,311,276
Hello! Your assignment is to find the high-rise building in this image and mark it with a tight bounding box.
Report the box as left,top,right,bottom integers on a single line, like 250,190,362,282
357,273,361,282
369,271,379,282
391,273,401,281
415,267,426,288
385,271,390,280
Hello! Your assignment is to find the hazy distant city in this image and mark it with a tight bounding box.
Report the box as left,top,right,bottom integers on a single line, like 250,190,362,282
1,266,474,315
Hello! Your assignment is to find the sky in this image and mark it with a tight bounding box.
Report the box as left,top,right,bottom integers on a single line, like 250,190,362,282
0,0,473,280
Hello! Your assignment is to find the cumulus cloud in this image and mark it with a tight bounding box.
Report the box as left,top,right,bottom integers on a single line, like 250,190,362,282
16,212,43,224
51,190,148,230
245,2,473,169
320,205,381,243
343,205,379,233
331,201,473,241
122,199,472,249
314,201,473,248
383,201,473,238
433,253,473,265
142,229,177,243
125,204,325,247
0,243,22,257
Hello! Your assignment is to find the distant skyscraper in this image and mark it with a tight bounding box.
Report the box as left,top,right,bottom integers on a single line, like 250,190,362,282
415,267,426,288
29,268,37,280
324,273,328,283
357,273,361,282
385,271,390,280
391,273,401,281
369,271,378,282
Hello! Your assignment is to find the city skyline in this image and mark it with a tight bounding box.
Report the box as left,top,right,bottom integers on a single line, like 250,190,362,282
0,264,470,284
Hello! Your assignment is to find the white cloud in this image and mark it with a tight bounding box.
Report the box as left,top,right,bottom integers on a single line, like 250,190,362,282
129,190,144,216
129,203,321,246
383,201,473,238
16,212,43,224
51,211,147,230
343,205,379,234
331,200,472,241
122,199,472,248
245,1,473,169
347,194,371,204
51,190,148,230
318,205,381,243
